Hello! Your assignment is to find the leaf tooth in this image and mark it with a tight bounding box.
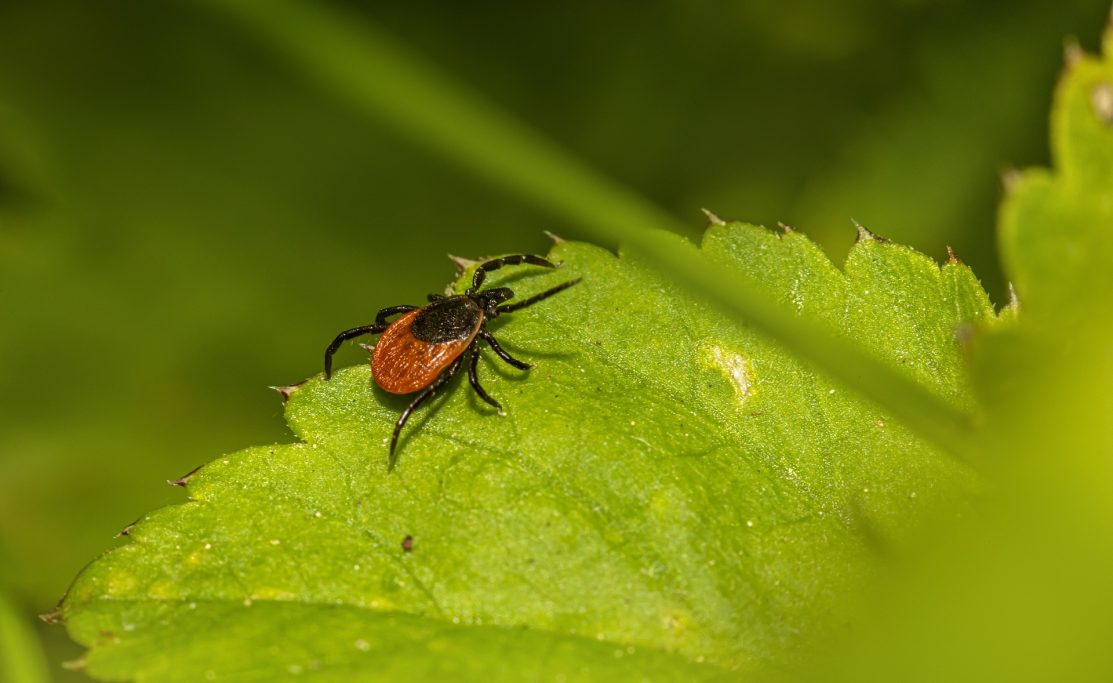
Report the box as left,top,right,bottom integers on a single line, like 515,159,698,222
1091,82,1113,126
1000,167,1023,194
269,380,307,404
448,253,481,275
1005,282,1021,311
1063,37,1085,69
39,604,63,625
852,219,889,243
61,657,87,672
168,463,204,488
776,221,796,235
542,229,567,244
358,343,376,354
946,245,961,264
700,208,726,226
116,516,143,537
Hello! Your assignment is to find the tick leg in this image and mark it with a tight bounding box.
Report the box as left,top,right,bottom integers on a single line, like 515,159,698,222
479,330,531,370
469,254,555,293
468,342,504,414
496,278,581,314
390,357,463,461
324,324,387,379
375,305,419,325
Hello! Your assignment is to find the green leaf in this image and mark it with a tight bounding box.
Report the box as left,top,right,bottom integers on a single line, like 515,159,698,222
999,27,1113,326
789,20,1113,683
985,19,1113,435
61,224,997,681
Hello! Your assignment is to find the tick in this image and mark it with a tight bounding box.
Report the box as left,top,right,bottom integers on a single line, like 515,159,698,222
324,254,580,462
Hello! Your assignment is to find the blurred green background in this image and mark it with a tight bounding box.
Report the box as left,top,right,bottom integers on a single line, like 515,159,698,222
0,1,1107,679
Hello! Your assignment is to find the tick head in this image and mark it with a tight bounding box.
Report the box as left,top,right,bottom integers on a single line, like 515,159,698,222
475,287,513,313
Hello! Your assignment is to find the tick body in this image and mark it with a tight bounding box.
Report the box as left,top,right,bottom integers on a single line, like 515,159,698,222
372,300,482,394
323,254,579,464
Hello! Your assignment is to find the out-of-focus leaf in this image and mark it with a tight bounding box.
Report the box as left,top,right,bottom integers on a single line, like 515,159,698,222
0,591,51,683
1000,24,1113,325
792,16,1113,683
59,225,996,681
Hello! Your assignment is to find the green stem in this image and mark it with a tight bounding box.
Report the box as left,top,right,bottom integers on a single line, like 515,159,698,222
197,0,975,459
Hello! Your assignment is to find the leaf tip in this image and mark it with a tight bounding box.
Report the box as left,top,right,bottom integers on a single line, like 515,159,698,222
1006,282,1021,311
116,516,142,538
448,253,480,275
61,657,87,672
542,229,567,244
700,207,726,226
1091,81,1113,126
269,380,307,404
1063,36,1085,69
853,219,889,243
39,605,63,625
168,463,204,488
1000,166,1024,194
